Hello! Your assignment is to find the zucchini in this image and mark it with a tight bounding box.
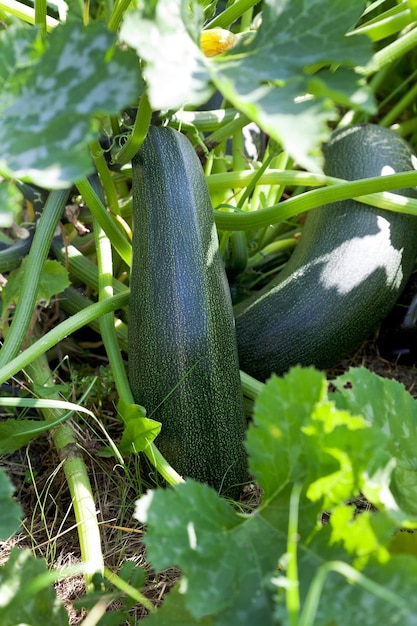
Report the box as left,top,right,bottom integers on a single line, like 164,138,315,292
235,124,417,381
0,231,34,273
129,125,247,497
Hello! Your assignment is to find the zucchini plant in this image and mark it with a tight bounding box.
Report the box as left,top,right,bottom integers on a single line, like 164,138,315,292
3,2,417,625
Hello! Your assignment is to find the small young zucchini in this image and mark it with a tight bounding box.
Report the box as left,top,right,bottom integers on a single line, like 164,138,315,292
235,124,417,381
129,125,247,498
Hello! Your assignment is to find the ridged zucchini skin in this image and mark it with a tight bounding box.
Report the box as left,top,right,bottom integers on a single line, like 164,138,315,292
129,125,247,497
235,124,417,381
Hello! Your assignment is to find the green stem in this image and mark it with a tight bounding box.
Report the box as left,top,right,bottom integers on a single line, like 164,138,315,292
362,25,417,75
247,237,298,268
0,0,58,28
207,169,331,192
25,332,103,589
58,286,128,351
104,566,155,613
213,171,417,230
351,7,412,42
256,152,292,250
299,560,407,626
94,218,132,402
232,127,247,172
94,217,183,486
114,94,152,165
206,113,250,146
286,483,302,626
237,152,277,210
169,108,241,133
143,444,185,486
34,0,47,35
0,189,70,368
51,238,127,295
75,178,132,266
107,0,132,32
90,139,120,215
379,77,417,127
206,0,260,29
240,5,254,31
240,371,264,400
0,292,129,386
227,130,249,269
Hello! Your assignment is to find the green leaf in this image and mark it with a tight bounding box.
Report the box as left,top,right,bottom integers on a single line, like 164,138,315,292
0,20,144,188
246,366,375,504
0,24,39,110
0,548,68,626
310,555,417,626
143,585,213,625
328,506,394,568
246,367,328,499
305,400,387,510
333,367,417,523
0,468,22,539
247,367,394,511
118,400,162,453
209,0,374,170
134,481,279,624
308,68,375,111
135,367,417,625
0,398,96,455
120,0,213,111
3,258,70,314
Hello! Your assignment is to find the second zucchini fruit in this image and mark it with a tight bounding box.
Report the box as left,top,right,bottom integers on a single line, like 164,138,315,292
235,124,417,381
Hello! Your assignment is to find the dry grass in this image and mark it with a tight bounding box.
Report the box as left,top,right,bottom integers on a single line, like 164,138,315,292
0,373,182,625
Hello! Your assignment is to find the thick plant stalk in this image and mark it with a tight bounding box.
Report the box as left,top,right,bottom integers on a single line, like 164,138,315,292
0,189,70,368
25,332,104,589
93,212,184,486
0,292,129,387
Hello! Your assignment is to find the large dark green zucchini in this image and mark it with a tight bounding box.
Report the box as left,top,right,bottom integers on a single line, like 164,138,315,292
129,125,247,498
235,124,417,381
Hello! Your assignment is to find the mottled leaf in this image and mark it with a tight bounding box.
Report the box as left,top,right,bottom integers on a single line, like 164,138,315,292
0,20,143,187
120,0,213,111
134,481,279,625
208,0,374,170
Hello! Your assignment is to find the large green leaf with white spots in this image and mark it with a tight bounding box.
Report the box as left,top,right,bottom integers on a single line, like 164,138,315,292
0,20,143,188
